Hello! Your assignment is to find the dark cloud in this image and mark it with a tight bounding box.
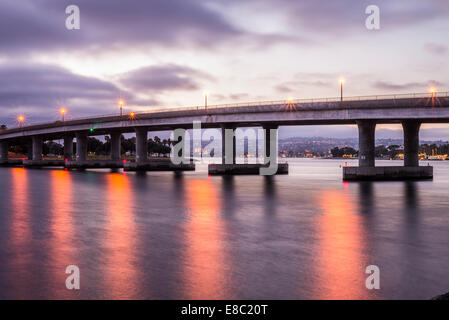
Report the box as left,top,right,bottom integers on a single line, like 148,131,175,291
1,0,445,57
372,80,443,91
275,72,336,94
0,62,215,126
0,63,120,106
0,63,134,125
0,0,245,55
229,93,250,101
424,43,448,55
221,0,447,36
117,64,212,92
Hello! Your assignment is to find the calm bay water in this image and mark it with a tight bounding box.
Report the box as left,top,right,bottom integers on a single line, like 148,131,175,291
0,158,449,299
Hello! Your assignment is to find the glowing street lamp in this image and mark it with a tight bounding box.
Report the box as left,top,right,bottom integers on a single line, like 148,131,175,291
119,100,124,117
129,112,135,119
430,87,436,98
203,91,208,109
339,79,344,102
18,115,24,128
60,108,66,122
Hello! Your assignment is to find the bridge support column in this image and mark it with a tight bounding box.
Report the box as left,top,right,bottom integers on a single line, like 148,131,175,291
75,132,88,161
0,141,8,161
263,124,278,165
135,128,148,164
64,136,73,161
110,132,121,161
209,124,288,175
27,140,32,160
402,121,420,167
357,120,376,167
221,125,236,164
32,136,43,161
343,120,432,181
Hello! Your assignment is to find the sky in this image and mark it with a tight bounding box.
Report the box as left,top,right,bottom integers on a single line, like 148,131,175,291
0,0,449,138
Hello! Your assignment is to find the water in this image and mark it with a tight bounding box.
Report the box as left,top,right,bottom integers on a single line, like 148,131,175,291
0,159,448,300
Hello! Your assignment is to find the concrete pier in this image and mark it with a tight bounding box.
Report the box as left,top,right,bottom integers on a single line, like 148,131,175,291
66,160,124,170
403,121,421,167
27,141,32,160
124,159,195,172
135,128,148,164
0,159,23,167
357,120,376,167
343,166,433,181
76,132,88,161
0,141,8,161
23,159,65,168
264,124,278,163
209,124,288,175
209,163,288,175
110,132,121,161
64,136,73,160
32,136,43,161
343,120,432,181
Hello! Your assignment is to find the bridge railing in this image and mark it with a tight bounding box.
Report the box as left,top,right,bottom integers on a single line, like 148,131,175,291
6,91,449,130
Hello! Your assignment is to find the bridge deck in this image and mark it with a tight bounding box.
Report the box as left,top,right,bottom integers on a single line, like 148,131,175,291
1,92,449,142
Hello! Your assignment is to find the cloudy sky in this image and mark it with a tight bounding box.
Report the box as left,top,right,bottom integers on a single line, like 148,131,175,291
1,0,448,137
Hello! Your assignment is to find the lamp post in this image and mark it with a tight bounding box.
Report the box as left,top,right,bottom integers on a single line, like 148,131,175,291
340,79,344,102
60,108,66,122
119,100,124,117
18,115,24,128
430,88,436,98
204,91,208,109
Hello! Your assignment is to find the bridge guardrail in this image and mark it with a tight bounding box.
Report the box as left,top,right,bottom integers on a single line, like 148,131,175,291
5,91,449,130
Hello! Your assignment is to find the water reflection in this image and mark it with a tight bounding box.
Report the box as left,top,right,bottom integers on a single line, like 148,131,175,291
183,178,229,299
263,177,277,216
222,176,235,217
48,170,77,298
314,187,368,299
8,168,32,297
358,182,374,216
104,173,139,299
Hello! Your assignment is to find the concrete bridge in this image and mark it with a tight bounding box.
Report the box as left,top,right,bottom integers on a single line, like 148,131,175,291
1,92,448,179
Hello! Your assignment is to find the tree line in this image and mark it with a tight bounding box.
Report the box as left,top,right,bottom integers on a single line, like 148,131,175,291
7,135,173,157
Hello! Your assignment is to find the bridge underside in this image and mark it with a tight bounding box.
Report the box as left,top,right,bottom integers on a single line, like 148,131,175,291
1,96,448,178
341,120,433,181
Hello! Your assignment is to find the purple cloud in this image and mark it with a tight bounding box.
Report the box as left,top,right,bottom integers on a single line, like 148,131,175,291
0,0,251,56
424,43,448,55
117,64,213,92
0,63,135,125
372,80,444,91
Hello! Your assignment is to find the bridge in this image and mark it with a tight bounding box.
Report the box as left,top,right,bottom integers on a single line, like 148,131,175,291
1,92,448,179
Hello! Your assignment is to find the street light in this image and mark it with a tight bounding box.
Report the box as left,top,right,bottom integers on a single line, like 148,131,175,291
430,87,436,98
60,108,66,122
203,91,208,109
119,100,124,117
18,115,24,128
129,112,135,119
339,79,344,102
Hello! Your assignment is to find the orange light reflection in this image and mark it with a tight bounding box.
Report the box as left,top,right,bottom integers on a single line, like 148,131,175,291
48,170,77,298
104,173,139,299
313,189,369,299
9,168,31,297
183,179,228,299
